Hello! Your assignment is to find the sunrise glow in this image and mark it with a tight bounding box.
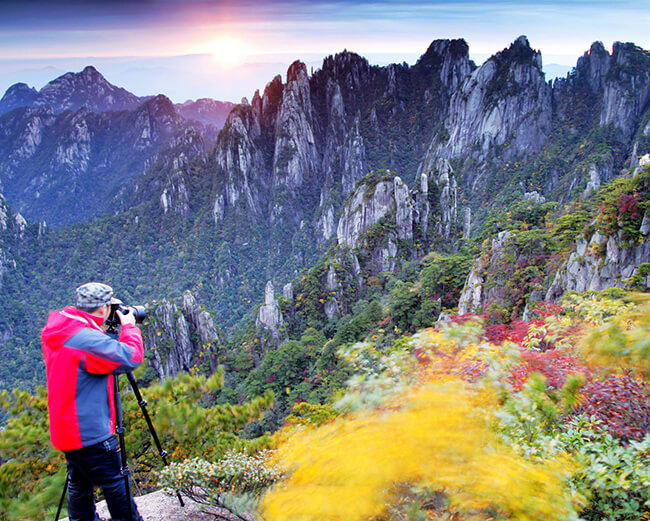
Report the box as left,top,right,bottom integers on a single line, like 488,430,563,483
208,35,250,68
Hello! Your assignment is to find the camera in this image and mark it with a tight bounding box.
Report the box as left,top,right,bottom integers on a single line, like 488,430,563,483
104,301,146,334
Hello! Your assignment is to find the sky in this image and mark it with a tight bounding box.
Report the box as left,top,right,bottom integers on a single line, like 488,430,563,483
0,0,648,103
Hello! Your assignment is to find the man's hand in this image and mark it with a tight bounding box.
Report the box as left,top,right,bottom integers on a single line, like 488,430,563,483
116,307,136,326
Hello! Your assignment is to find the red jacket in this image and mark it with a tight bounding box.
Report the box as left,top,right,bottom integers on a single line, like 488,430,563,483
41,306,144,451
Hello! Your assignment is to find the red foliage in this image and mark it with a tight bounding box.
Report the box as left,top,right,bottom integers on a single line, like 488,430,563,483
509,349,588,392
616,193,642,223
378,316,392,328
573,374,650,441
529,301,564,318
445,313,481,325
482,302,571,349
484,319,544,344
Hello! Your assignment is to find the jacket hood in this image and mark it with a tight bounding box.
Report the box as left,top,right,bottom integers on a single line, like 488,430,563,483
41,306,104,349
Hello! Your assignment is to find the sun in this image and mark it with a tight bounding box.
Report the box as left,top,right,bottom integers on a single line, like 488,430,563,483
209,35,248,68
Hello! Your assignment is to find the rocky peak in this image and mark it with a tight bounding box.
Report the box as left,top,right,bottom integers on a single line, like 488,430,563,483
508,36,542,68
574,41,611,93
261,75,284,123
287,60,309,83
321,51,371,91
134,95,184,148
143,291,222,380
0,83,38,114
272,61,318,195
212,100,268,223
141,94,178,119
414,38,475,92
36,65,143,114
424,35,552,192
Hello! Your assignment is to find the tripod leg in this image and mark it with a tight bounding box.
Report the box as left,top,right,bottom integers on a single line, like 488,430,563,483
126,371,185,508
54,474,69,521
114,373,135,521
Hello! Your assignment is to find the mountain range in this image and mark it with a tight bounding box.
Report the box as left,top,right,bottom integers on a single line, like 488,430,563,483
0,35,648,393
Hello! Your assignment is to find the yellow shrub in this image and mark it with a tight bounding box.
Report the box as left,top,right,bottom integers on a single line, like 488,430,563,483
262,380,579,521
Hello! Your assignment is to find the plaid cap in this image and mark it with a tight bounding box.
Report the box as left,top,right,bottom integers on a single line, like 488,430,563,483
75,282,115,308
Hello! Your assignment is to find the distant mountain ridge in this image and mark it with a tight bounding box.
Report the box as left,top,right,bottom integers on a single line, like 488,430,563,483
0,94,215,226
0,67,237,226
176,98,237,128
2,38,648,230
0,65,237,126
0,65,142,115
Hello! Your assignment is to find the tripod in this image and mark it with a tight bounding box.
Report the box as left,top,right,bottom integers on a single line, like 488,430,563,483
55,370,184,521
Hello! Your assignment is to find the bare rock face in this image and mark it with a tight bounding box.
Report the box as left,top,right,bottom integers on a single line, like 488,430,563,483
446,36,550,158
336,175,413,252
462,207,472,239
272,61,319,194
54,109,92,173
159,173,190,218
256,281,283,336
418,158,458,239
546,227,650,299
600,43,650,142
324,264,341,320
423,36,552,193
212,101,271,223
583,157,615,198
144,291,222,380
575,41,611,93
0,192,27,292
458,231,514,314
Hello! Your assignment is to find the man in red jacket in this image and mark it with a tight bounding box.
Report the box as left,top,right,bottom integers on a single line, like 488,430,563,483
42,282,144,521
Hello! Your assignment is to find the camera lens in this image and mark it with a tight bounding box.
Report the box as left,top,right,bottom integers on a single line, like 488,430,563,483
131,305,147,324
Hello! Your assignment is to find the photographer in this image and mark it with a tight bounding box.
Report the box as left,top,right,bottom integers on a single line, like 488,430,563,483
41,282,144,521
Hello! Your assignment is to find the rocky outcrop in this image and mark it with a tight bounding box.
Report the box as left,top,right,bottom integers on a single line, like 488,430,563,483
0,192,29,291
256,281,283,336
160,173,190,217
337,174,413,250
546,228,650,298
458,231,515,314
336,167,458,273
417,158,458,239
143,291,223,381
